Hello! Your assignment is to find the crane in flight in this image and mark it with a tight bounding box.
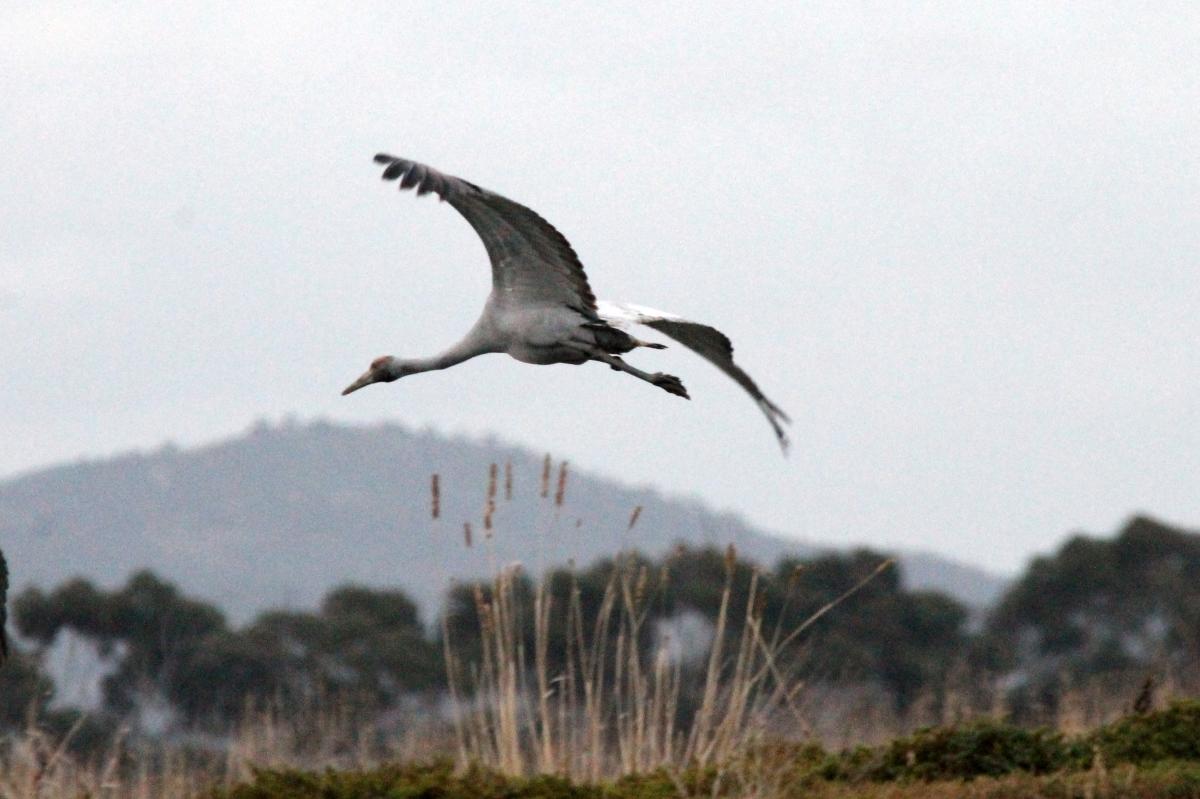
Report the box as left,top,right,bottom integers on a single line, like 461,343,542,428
342,155,792,451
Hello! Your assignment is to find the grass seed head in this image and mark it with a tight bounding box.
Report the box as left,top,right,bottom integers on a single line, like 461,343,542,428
787,564,805,593
555,461,569,507
484,464,497,531
430,474,440,520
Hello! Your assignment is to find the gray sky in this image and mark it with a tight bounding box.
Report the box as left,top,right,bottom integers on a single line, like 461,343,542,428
3,3,1198,575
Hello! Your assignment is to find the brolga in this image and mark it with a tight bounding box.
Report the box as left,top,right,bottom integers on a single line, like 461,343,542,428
342,155,792,451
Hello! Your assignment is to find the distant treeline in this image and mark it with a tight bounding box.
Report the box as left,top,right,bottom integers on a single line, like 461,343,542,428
2,515,1199,739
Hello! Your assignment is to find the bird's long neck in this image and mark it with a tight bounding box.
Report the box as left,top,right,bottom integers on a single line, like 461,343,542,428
402,334,491,374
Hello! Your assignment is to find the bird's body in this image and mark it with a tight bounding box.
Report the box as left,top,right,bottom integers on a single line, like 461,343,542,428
343,155,790,450
490,304,594,365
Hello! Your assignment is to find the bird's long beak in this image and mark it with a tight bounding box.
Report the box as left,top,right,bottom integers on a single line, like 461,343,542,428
341,370,378,396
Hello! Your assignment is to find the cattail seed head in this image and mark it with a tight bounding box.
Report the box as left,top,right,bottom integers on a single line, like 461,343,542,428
554,461,569,507
540,454,551,498
787,564,805,593
463,522,473,548
504,461,513,501
627,505,643,531
430,474,440,520
724,544,737,577
483,464,497,534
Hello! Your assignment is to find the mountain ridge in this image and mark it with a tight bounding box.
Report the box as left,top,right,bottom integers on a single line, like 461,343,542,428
0,420,1008,622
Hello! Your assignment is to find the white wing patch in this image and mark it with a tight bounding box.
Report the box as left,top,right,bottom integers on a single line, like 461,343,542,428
597,299,791,452
596,300,684,325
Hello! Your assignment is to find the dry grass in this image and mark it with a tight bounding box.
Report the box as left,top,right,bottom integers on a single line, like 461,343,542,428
439,458,895,783
0,699,456,799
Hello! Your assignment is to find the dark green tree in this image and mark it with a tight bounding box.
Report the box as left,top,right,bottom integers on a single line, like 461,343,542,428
982,516,1200,716
442,545,969,711
16,571,228,717
0,650,54,728
236,585,442,712
15,573,440,729
1,547,8,662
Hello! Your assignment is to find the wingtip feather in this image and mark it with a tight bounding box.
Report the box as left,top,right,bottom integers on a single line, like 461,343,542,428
757,397,792,455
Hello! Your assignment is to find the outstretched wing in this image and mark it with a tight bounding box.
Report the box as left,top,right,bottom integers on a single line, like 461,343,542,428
598,301,792,452
374,154,598,317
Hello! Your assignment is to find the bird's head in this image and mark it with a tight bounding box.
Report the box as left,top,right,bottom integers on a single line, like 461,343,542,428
341,355,405,395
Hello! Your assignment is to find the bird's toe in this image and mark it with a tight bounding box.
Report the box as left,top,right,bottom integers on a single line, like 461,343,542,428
651,373,690,400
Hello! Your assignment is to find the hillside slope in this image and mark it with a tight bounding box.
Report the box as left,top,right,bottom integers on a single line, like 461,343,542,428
0,421,1006,621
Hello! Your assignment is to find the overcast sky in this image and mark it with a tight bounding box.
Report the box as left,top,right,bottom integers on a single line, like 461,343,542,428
3,3,1198,575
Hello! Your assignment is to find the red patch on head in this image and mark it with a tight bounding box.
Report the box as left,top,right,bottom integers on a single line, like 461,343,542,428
370,356,391,371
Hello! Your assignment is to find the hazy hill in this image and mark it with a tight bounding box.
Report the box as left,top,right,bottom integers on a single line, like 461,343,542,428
0,420,1006,622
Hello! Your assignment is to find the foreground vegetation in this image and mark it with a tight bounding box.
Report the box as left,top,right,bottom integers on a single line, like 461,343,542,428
212,764,1200,799
6,468,1200,797
207,702,1200,798
3,700,1200,798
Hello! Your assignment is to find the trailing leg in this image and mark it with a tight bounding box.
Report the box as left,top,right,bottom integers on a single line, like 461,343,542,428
585,350,690,399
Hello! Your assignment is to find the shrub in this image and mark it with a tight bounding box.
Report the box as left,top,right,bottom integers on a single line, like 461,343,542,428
865,718,1087,781
208,761,678,799
204,703,1200,798
1092,700,1200,766
804,701,1200,784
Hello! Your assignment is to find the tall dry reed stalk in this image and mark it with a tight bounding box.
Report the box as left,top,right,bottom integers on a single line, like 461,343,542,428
439,460,894,782
0,696,448,799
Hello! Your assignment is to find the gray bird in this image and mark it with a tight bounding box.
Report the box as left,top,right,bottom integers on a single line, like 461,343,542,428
343,155,791,451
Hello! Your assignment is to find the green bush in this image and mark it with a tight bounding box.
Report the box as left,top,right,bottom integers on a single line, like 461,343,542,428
209,703,1200,798
1091,700,1200,766
863,718,1087,781
801,701,1200,784
808,700,1200,783
208,761,680,799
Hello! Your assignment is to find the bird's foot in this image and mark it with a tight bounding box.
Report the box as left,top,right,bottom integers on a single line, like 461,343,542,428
652,373,690,399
